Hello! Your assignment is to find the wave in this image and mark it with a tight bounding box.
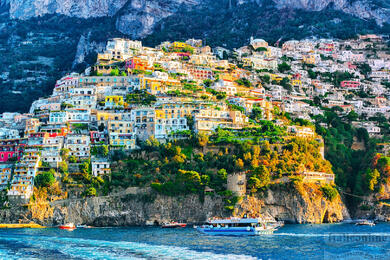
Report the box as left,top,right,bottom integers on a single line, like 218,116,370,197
0,235,257,260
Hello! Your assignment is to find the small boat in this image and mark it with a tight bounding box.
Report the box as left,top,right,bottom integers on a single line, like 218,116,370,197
161,222,187,228
196,217,276,236
267,220,284,230
355,220,375,226
76,224,93,228
59,223,76,230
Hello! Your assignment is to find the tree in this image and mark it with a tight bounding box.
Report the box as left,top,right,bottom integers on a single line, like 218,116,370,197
366,169,380,191
250,106,263,123
320,185,338,201
217,169,228,180
69,156,77,163
85,187,97,197
203,79,213,88
260,74,270,84
308,69,317,79
60,148,70,161
313,96,321,106
235,158,244,169
198,133,209,153
253,165,270,187
110,67,119,76
358,63,372,77
58,161,68,174
346,110,358,122
278,62,291,73
256,47,268,52
35,170,56,188
280,77,292,92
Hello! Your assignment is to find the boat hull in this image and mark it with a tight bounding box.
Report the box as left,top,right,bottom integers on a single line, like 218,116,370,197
59,226,76,230
196,227,274,236
162,224,187,228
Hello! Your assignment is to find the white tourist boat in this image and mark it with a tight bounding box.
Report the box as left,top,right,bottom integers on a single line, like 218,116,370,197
196,218,276,236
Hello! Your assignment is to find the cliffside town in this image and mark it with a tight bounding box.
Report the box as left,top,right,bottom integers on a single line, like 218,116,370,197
0,34,390,224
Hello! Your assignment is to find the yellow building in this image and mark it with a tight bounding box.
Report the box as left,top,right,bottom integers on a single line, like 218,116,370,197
109,133,136,150
291,79,302,87
108,120,133,134
25,118,40,135
302,54,316,65
143,77,181,94
242,57,253,67
97,111,131,127
172,42,187,49
270,74,283,82
104,96,124,109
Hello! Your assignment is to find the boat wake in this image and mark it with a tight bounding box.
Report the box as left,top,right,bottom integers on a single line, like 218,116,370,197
274,232,390,237
0,234,257,260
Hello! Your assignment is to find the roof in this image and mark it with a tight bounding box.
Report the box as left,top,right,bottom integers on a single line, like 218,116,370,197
208,218,264,224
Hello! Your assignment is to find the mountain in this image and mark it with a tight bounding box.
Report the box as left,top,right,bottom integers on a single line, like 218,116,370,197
273,0,390,25
0,0,389,113
3,0,390,37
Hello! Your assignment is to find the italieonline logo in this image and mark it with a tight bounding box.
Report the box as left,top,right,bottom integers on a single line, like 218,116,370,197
323,233,390,259
325,233,387,244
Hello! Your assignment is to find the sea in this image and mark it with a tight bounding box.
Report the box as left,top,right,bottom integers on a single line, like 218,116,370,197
0,223,390,259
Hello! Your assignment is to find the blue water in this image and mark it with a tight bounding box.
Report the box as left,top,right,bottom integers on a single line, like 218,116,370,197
1,224,390,259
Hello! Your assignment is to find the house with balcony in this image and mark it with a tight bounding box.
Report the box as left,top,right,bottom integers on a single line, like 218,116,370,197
194,108,248,133
65,134,91,158
8,151,40,202
91,158,111,177
0,164,12,190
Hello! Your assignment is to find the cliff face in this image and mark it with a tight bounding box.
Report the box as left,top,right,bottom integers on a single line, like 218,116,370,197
0,184,350,226
50,191,227,226
3,0,389,39
115,0,200,38
353,183,390,221
272,0,390,25
8,0,128,19
260,183,350,223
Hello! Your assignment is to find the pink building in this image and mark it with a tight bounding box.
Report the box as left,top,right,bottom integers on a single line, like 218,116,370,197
0,139,27,162
90,131,107,144
341,80,360,89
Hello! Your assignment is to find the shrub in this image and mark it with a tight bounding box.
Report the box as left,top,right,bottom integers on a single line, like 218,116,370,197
35,170,56,188
85,187,97,197
320,184,338,201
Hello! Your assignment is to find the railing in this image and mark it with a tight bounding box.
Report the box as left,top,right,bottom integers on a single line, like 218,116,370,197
298,171,335,183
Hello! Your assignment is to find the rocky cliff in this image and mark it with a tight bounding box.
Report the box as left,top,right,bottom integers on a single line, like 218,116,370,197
272,0,390,25
115,0,199,38
5,0,201,37
261,182,350,223
0,183,350,226
8,0,128,19
2,0,390,39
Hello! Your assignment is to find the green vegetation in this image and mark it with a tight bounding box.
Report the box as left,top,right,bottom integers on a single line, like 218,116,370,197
278,62,291,73
320,184,338,201
319,71,355,86
235,78,251,87
144,1,390,49
111,132,332,198
314,108,379,207
255,47,268,52
0,14,122,113
35,169,56,188
91,145,109,157
126,90,157,105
